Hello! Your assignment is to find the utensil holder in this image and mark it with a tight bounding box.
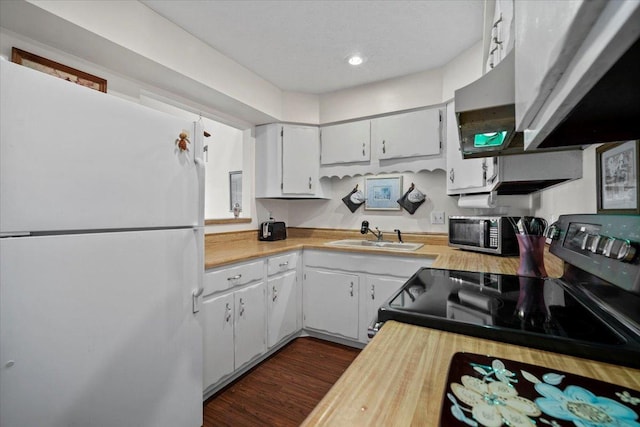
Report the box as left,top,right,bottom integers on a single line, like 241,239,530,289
516,234,547,278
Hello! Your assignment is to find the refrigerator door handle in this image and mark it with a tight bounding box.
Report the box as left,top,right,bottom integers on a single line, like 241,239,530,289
192,287,204,313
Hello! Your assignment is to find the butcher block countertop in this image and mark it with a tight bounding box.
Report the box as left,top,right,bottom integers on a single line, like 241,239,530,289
204,227,564,278
301,321,640,426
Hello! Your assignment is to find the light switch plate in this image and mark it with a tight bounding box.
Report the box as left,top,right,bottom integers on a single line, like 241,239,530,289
431,211,445,224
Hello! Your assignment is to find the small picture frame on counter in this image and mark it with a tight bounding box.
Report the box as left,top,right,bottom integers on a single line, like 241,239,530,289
596,140,639,214
365,175,402,211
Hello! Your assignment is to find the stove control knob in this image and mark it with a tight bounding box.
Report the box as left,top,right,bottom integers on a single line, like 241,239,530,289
604,238,636,262
581,233,595,251
581,233,603,252
546,223,561,240
590,235,610,254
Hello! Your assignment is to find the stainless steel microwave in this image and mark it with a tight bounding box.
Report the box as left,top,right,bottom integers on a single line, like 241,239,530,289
448,216,519,255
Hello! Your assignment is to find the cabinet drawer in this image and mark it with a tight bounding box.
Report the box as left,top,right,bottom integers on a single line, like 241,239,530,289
204,260,264,296
267,252,298,276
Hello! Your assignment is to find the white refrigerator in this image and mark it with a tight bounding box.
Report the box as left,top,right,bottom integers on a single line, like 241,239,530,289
0,60,204,426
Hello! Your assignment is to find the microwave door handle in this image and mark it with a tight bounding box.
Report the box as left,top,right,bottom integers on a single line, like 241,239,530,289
482,220,490,248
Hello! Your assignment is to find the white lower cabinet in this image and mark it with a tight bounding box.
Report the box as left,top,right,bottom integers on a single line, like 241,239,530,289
202,281,266,390
267,270,297,347
303,250,430,343
303,268,360,340
203,248,431,392
203,252,301,394
234,282,267,368
363,275,407,334
202,292,234,388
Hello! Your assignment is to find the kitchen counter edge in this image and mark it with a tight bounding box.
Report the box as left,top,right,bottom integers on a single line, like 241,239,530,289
204,229,563,277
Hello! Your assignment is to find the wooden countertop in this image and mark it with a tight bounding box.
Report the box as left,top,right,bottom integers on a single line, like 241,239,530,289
302,321,640,426
204,228,564,278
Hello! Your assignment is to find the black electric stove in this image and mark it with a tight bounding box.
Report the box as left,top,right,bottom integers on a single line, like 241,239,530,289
375,214,640,368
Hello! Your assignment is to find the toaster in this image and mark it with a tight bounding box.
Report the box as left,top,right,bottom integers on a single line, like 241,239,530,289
259,221,287,241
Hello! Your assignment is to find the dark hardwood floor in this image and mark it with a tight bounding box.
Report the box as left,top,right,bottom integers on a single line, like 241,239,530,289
203,337,361,427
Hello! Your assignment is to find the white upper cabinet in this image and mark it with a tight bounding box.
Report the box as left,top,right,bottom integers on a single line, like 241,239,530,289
320,121,371,165
255,123,326,198
372,108,442,160
445,102,494,194
485,0,515,72
514,0,640,149
282,125,320,194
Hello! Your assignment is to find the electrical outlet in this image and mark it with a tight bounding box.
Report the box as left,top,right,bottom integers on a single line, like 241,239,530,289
431,211,445,224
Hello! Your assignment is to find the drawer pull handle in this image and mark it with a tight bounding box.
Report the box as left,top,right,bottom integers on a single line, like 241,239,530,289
279,261,289,267
227,274,242,281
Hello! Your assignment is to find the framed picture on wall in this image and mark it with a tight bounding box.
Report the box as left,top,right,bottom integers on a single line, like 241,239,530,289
364,175,402,210
11,47,107,93
596,140,639,214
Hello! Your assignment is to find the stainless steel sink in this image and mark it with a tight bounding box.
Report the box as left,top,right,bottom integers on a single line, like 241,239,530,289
325,239,424,251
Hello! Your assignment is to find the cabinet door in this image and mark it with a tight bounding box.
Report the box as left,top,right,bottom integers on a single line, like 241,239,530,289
202,292,235,390
445,102,491,194
303,269,359,339
372,108,441,160
267,270,298,348
364,276,405,339
281,125,319,195
320,121,370,165
234,282,266,369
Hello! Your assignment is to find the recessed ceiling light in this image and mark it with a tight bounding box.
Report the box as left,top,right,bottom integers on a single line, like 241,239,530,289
347,55,365,66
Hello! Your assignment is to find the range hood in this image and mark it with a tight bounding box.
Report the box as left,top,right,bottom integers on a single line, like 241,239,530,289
454,52,523,159
455,51,587,159
455,33,640,159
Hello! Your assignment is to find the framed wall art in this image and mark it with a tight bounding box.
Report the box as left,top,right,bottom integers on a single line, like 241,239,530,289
364,175,402,211
12,47,107,93
596,140,639,214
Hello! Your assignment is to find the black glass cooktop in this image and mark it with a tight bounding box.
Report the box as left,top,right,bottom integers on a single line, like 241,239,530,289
377,268,640,368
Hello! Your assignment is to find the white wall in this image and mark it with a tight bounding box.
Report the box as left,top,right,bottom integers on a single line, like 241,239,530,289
532,145,598,223
441,41,484,101
319,68,443,124
281,92,320,124
257,171,529,234
24,0,284,120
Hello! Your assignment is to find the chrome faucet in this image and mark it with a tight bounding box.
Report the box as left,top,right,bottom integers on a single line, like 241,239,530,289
361,220,383,241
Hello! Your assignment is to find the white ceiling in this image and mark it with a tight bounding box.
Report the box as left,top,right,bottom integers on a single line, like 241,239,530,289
141,0,484,94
